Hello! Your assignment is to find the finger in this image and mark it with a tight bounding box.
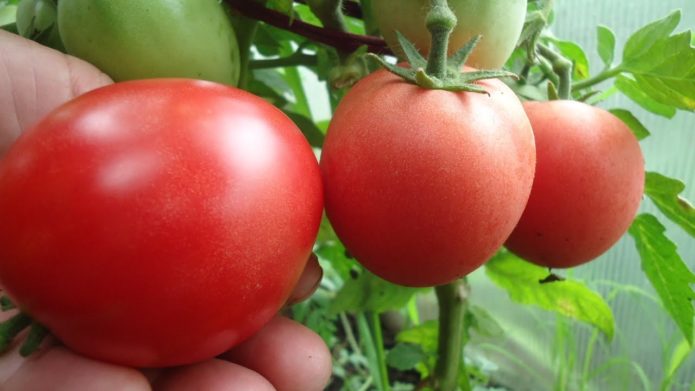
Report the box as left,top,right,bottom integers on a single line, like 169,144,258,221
1,346,150,391
0,30,112,155
286,253,322,305
152,359,275,391
221,316,332,391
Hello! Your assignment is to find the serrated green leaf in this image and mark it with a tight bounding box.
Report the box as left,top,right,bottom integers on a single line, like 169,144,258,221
629,214,695,345
485,250,615,339
330,269,422,314
386,343,426,371
266,0,293,16
645,172,695,238
551,39,590,80
512,84,547,101
615,75,677,118
623,11,680,62
396,320,439,354
466,305,504,339
619,12,695,111
254,24,295,57
597,25,616,67
283,111,325,147
608,108,651,140
314,218,357,281
663,338,695,389
249,69,292,105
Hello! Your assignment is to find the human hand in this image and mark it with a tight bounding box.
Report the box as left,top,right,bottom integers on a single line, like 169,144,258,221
0,30,332,391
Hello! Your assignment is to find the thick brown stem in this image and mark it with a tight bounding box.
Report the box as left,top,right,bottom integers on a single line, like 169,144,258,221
224,0,392,54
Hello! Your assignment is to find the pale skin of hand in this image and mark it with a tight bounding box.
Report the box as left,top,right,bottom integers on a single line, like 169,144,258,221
0,30,332,391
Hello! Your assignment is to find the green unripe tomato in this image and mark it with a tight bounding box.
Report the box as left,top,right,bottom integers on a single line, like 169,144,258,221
372,0,527,69
58,0,240,85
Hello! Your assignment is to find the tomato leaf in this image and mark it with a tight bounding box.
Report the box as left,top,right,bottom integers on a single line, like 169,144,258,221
623,11,680,62
597,25,616,67
386,343,426,371
619,11,695,111
397,320,439,355
485,250,615,339
254,23,295,56
615,75,677,118
645,172,695,239
266,0,293,16
628,214,695,345
283,110,325,147
662,337,695,389
550,38,590,80
466,305,504,339
608,108,651,140
396,321,439,377
330,269,423,314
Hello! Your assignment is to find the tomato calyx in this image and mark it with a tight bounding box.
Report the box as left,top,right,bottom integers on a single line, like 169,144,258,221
539,272,566,284
0,296,48,357
367,0,517,93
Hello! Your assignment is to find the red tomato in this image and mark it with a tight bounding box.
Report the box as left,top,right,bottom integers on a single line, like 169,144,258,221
506,100,645,268
320,69,536,287
0,79,323,367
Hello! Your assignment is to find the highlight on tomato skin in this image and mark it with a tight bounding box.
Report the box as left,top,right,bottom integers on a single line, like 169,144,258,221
320,69,536,288
505,100,646,269
0,78,324,368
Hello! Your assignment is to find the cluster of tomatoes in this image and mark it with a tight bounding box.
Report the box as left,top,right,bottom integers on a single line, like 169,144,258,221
0,0,644,370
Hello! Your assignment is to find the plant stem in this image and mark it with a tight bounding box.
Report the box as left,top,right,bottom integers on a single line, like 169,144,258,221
537,43,573,100
340,312,365,359
370,312,391,391
572,67,623,91
224,0,391,54
356,312,386,390
434,279,470,391
424,0,457,79
307,0,349,33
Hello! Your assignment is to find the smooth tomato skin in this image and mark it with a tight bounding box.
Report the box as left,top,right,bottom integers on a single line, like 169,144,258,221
505,100,645,268
371,0,527,69
58,0,240,85
320,70,536,287
0,79,323,367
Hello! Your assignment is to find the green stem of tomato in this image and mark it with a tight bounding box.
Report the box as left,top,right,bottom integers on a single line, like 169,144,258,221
307,0,351,61
307,0,349,34
370,312,391,391
537,43,573,100
425,0,457,79
434,279,470,391
571,66,623,92
356,312,387,390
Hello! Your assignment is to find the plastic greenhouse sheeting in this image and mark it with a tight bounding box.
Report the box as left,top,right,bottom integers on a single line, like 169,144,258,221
466,1,695,390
